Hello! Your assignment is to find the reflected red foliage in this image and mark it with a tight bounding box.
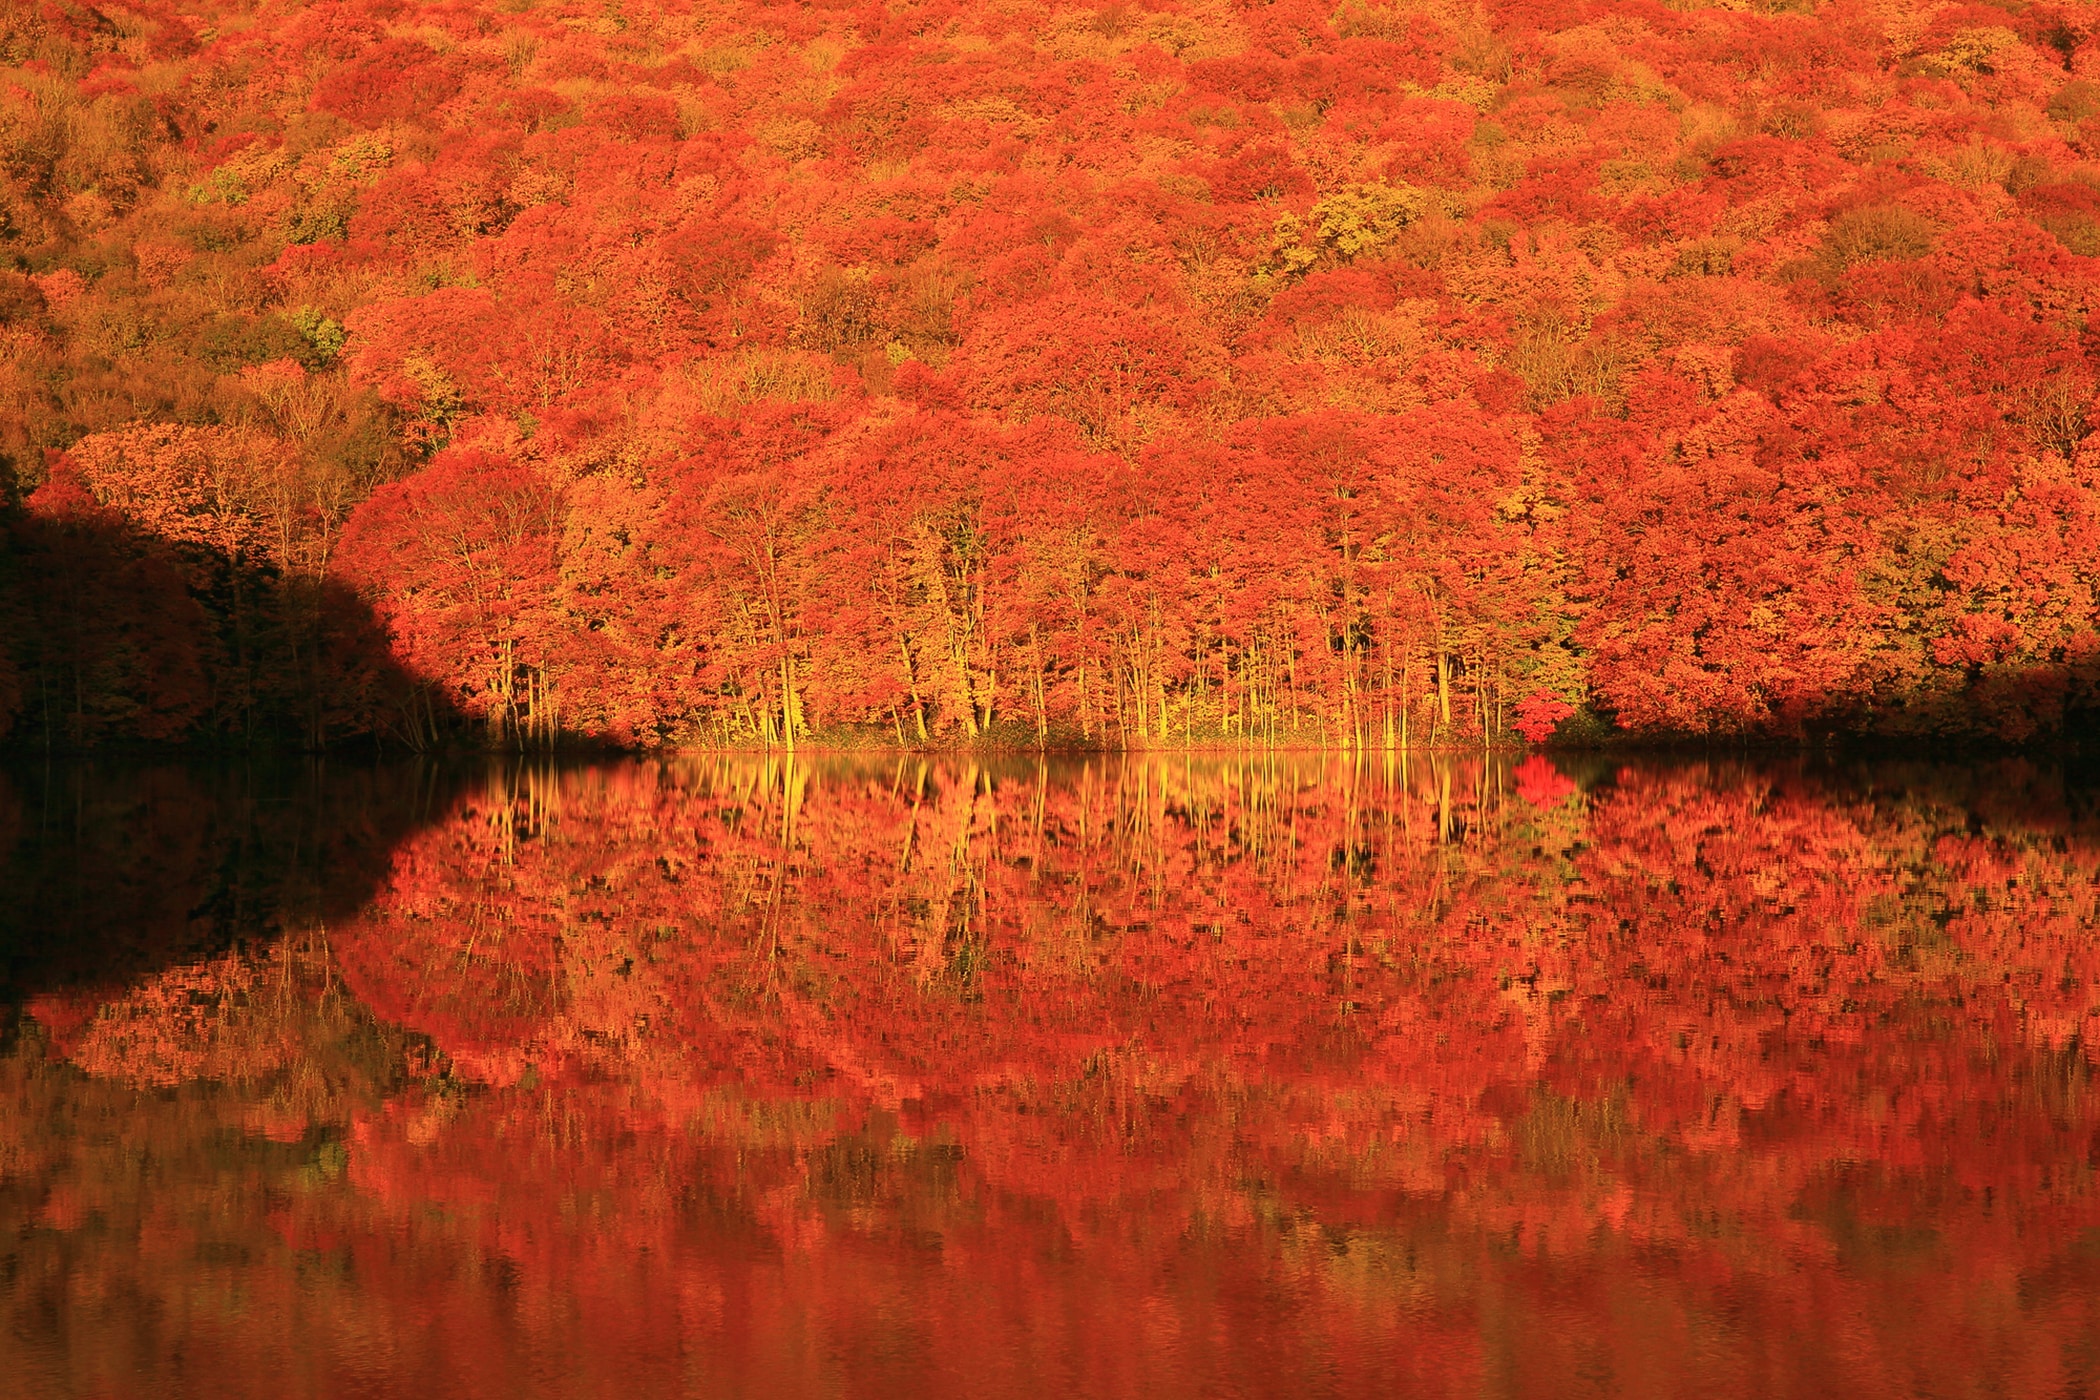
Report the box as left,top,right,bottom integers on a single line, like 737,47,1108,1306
7,757,2100,1396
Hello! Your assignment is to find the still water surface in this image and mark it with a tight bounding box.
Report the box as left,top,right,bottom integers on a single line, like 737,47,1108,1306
3,753,2099,1398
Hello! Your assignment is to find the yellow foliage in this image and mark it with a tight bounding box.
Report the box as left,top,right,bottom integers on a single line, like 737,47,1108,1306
1921,26,2022,78
1261,182,1431,280
1313,182,1431,258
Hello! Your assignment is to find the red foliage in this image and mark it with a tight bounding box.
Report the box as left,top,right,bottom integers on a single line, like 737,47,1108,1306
310,39,461,127
1511,693,1575,743
6,0,2100,746
336,449,561,736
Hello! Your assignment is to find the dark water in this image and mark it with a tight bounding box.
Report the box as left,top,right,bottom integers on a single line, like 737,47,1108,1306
4,753,2099,1398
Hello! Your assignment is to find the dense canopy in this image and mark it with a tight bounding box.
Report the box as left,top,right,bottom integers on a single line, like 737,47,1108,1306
5,0,2100,746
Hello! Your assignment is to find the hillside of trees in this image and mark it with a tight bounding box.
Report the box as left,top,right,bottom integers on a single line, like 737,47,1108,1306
5,0,2100,747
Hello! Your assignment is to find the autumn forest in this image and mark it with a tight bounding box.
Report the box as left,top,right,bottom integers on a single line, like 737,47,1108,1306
5,0,2100,751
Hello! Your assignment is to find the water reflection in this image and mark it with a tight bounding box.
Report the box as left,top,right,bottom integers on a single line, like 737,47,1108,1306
0,759,462,1023
4,754,2099,1397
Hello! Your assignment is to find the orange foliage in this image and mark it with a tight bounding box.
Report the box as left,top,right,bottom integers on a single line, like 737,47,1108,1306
6,0,2100,743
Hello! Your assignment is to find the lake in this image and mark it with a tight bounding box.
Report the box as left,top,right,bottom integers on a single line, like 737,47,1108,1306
3,753,2097,1398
